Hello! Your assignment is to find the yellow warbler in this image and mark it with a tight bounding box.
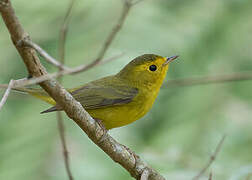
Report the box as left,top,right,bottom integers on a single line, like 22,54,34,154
13,54,178,129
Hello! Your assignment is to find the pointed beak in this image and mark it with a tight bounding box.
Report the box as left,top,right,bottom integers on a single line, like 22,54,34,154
162,55,179,66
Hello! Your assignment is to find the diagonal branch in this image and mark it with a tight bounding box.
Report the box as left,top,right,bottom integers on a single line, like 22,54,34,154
163,72,252,88
0,0,165,180
20,38,124,76
93,0,131,63
21,0,132,75
131,0,145,6
56,0,75,180
208,172,213,180
57,111,73,180
141,169,150,180
48,0,133,74
0,0,132,88
192,135,226,180
0,79,14,111
0,53,124,89
58,0,75,65
21,39,70,71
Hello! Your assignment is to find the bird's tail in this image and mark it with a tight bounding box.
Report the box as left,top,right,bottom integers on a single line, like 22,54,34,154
40,106,59,114
0,85,56,105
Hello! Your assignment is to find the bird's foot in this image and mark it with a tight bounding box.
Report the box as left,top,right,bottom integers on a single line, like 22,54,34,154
94,118,108,143
120,144,139,163
27,74,33,79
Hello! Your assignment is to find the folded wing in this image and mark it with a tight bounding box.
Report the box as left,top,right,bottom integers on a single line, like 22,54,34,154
41,78,138,113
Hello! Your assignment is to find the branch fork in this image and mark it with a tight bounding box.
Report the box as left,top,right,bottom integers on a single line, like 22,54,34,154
0,0,165,179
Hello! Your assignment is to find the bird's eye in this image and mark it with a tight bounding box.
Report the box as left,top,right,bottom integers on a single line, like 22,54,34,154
149,64,157,71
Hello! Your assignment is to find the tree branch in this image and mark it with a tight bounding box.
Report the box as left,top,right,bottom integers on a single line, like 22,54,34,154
20,0,132,75
208,172,213,180
0,0,131,88
0,53,123,89
0,79,14,111
92,0,131,64
57,112,73,180
131,0,145,6
57,0,75,179
49,0,133,74
58,0,74,65
21,39,70,71
141,169,150,180
0,1,165,179
192,135,226,180
163,72,252,88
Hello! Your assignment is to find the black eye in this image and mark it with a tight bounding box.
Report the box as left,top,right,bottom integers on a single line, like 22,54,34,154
149,64,157,71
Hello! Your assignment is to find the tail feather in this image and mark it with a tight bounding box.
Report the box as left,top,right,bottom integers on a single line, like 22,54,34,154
1,86,62,113
40,106,59,114
13,87,56,105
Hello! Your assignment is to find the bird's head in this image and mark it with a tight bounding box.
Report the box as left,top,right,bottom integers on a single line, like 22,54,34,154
117,54,178,88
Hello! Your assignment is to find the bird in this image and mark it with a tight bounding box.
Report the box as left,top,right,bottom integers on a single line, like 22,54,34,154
11,54,178,130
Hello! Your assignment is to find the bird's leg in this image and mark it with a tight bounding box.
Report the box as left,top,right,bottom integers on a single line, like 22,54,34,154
94,118,108,143
94,119,139,165
95,118,107,132
120,144,140,165
27,74,33,79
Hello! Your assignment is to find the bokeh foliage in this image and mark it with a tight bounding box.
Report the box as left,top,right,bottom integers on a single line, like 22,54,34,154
0,0,252,179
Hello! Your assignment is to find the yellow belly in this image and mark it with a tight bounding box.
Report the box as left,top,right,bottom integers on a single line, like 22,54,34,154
87,89,158,129
25,82,161,129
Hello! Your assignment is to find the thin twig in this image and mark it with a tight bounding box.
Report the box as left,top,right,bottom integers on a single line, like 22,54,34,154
1,0,165,179
57,113,73,180
132,0,145,6
208,172,213,180
69,0,134,74
55,1,127,177
20,0,132,75
0,78,28,89
192,135,226,180
66,52,124,74
141,169,150,180
20,37,122,77
0,53,123,89
0,79,14,111
58,0,74,65
163,72,252,88
22,39,70,71
57,1,75,180
10,0,135,85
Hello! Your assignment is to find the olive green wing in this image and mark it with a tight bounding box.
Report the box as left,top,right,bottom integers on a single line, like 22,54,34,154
72,84,138,109
41,82,138,113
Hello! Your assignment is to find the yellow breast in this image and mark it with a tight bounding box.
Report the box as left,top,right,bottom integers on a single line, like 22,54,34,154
87,85,161,129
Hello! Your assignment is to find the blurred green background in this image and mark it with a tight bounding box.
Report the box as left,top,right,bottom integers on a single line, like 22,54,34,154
1,0,252,179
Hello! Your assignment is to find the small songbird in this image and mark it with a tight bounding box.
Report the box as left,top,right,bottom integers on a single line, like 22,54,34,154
12,54,178,129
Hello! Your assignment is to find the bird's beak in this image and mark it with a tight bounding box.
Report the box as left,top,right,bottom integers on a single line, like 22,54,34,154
162,55,179,66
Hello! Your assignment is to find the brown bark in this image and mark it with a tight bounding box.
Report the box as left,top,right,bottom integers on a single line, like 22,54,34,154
0,1,165,179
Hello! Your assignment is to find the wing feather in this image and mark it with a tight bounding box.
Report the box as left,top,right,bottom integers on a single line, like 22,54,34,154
41,77,138,113
72,84,138,110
